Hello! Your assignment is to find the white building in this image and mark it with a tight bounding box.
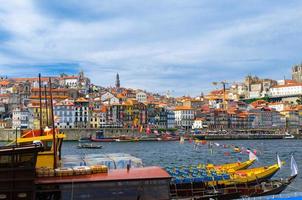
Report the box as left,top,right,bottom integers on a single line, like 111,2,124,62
101,92,119,105
54,99,75,129
12,108,33,129
174,106,194,130
268,102,287,112
270,83,302,97
59,76,79,88
136,91,147,103
192,118,205,129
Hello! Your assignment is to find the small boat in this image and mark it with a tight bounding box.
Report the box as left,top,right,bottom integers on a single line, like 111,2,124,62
78,136,91,142
284,134,295,139
77,143,103,149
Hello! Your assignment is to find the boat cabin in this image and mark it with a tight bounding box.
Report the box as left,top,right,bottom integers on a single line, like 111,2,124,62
16,129,65,169
0,144,42,200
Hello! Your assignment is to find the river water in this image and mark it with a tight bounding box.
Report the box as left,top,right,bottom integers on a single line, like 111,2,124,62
62,139,302,194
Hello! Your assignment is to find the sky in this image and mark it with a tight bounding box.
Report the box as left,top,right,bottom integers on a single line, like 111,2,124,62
1,0,302,96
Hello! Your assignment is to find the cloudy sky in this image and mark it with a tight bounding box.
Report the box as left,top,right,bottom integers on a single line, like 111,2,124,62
1,0,302,96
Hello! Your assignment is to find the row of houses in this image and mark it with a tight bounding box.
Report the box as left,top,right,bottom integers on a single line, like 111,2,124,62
11,98,176,130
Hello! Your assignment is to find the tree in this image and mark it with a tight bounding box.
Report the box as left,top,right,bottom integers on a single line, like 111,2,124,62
296,95,302,105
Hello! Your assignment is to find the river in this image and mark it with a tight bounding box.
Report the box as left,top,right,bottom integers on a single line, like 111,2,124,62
62,139,302,194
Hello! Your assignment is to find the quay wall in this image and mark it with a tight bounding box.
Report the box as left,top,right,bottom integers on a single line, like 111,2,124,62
0,128,145,141
1,128,301,141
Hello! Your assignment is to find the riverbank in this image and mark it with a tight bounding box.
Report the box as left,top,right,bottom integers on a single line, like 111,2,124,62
0,128,301,141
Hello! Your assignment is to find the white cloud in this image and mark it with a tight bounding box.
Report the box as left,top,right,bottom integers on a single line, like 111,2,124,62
0,0,302,95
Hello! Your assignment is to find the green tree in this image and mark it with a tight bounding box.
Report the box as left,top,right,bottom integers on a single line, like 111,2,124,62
296,95,302,105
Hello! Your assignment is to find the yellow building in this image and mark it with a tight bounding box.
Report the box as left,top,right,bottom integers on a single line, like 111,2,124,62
28,101,50,129
90,110,100,128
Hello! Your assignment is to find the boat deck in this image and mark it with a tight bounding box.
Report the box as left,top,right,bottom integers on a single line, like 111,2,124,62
35,166,171,184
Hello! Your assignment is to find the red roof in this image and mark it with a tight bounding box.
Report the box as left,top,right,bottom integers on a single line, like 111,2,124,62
35,166,170,184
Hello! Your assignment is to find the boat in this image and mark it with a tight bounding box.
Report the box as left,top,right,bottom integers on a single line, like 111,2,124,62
167,161,281,189
170,176,297,200
206,158,255,172
0,143,43,200
77,143,103,149
90,130,118,142
170,155,298,199
78,136,91,142
35,166,171,200
284,134,295,139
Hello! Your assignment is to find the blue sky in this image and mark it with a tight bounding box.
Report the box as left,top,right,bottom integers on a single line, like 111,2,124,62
0,0,302,96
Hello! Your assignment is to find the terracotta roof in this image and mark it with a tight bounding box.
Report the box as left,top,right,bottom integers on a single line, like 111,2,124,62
0,80,10,86
75,97,89,102
29,95,69,99
31,88,69,92
174,106,193,110
272,83,302,88
250,100,268,108
11,77,55,82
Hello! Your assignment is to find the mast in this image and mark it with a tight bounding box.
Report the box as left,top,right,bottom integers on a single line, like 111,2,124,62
44,85,49,127
49,77,57,169
38,74,43,134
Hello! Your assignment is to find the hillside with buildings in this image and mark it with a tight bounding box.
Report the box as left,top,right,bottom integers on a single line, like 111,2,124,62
1,64,302,134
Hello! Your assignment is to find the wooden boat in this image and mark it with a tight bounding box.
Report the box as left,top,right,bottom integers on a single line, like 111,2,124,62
209,163,281,186
170,154,297,199
0,144,43,200
167,162,281,189
170,175,297,199
206,158,255,172
16,130,65,169
77,143,103,149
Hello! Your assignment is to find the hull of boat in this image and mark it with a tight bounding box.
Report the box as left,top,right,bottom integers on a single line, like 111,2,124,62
210,159,255,172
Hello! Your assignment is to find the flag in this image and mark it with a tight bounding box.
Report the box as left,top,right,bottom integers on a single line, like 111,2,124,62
139,126,143,133
146,126,151,135
214,142,220,147
179,136,184,144
277,154,282,168
291,154,298,177
249,151,258,161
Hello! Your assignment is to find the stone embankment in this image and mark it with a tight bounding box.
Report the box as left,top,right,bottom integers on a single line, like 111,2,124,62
0,128,301,141
0,128,144,141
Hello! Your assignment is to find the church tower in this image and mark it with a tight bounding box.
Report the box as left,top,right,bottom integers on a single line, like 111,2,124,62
115,73,120,88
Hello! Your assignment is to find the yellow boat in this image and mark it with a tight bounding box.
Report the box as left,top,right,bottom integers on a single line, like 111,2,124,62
206,159,255,172
208,163,281,186
10,129,65,169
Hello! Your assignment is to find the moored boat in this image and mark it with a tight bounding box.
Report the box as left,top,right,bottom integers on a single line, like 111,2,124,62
77,143,103,149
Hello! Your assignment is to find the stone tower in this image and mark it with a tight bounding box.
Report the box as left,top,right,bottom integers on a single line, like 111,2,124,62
115,73,120,88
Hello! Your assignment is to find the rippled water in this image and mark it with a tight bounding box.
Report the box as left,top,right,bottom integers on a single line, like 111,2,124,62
62,139,302,194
